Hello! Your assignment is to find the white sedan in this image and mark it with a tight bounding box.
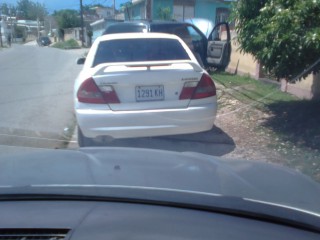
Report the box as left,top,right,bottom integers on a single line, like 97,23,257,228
74,33,217,146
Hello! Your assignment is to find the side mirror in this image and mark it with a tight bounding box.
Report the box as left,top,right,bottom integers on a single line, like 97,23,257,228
76,57,86,65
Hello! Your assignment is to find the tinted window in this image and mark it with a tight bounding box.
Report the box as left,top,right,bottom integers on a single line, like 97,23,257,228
104,24,147,34
151,24,189,39
93,38,190,67
150,24,194,50
187,26,203,41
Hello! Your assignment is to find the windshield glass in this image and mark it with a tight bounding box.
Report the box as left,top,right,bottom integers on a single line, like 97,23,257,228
0,0,319,220
93,38,190,66
104,24,147,34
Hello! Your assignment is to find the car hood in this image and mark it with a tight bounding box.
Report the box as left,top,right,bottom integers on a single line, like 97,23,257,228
0,147,319,213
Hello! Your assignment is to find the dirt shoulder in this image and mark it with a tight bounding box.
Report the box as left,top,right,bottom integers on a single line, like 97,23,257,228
213,75,320,182
215,87,279,162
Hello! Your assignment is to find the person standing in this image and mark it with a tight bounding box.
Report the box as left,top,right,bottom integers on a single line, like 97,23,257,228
7,34,11,47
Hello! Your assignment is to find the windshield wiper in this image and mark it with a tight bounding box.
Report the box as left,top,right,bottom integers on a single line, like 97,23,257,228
1,185,320,234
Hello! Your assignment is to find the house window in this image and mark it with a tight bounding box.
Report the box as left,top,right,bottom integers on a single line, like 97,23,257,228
216,7,235,29
173,0,195,21
216,7,230,24
140,5,146,19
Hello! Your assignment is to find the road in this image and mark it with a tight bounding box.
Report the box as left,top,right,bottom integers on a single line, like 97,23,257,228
0,42,85,153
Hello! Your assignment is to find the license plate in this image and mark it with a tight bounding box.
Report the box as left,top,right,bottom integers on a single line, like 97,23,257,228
135,85,164,102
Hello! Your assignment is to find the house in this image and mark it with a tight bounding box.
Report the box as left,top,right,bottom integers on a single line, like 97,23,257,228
125,0,235,24
0,16,12,45
88,6,125,43
0,18,8,45
90,18,124,43
83,6,124,44
95,6,114,19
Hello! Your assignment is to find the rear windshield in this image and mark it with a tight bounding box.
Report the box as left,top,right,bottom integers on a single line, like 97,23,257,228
151,24,188,36
93,38,190,67
103,24,147,34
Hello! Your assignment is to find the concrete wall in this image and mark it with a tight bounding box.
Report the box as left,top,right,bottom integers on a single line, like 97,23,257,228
283,74,320,99
195,0,230,24
227,31,258,78
64,28,81,41
313,74,320,99
130,1,146,19
0,20,8,44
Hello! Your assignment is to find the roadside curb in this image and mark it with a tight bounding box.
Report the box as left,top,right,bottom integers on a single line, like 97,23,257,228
67,127,78,149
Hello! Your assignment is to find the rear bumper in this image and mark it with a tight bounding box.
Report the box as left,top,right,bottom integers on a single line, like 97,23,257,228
76,103,217,139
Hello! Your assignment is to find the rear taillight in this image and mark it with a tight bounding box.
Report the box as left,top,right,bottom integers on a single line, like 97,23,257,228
179,81,198,100
179,74,216,100
99,85,120,103
192,74,216,99
77,78,120,104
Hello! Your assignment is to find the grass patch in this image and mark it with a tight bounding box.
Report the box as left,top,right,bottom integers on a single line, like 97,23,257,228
214,72,320,181
52,39,80,49
213,72,257,87
213,72,297,109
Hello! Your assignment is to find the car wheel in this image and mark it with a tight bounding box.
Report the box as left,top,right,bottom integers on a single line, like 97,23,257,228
77,126,93,147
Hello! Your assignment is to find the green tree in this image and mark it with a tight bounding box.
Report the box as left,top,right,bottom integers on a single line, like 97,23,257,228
16,0,47,21
53,9,81,29
0,3,17,16
0,3,10,15
232,0,320,81
157,7,172,20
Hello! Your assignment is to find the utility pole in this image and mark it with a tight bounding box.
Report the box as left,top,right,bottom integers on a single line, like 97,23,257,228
80,0,85,47
9,7,13,42
113,0,116,19
146,0,151,20
0,16,3,48
37,17,40,39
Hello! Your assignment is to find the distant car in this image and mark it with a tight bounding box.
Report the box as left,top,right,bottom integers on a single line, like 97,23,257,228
102,20,231,70
0,147,320,239
37,36,51,46
74,33,217,146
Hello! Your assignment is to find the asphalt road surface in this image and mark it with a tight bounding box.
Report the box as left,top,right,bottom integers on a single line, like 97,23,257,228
0,42,85,153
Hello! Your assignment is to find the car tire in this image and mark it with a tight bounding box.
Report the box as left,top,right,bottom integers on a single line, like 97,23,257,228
77,126,93,147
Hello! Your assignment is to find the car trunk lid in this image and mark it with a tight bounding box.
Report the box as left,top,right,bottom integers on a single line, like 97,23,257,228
92,61,203,111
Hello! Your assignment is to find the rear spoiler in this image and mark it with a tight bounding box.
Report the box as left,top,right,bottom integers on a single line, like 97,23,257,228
93,60,203,76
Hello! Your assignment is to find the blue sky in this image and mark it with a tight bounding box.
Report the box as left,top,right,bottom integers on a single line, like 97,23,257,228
1,0,129,13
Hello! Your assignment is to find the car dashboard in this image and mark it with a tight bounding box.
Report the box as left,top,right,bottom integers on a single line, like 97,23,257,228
1,200,319,240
